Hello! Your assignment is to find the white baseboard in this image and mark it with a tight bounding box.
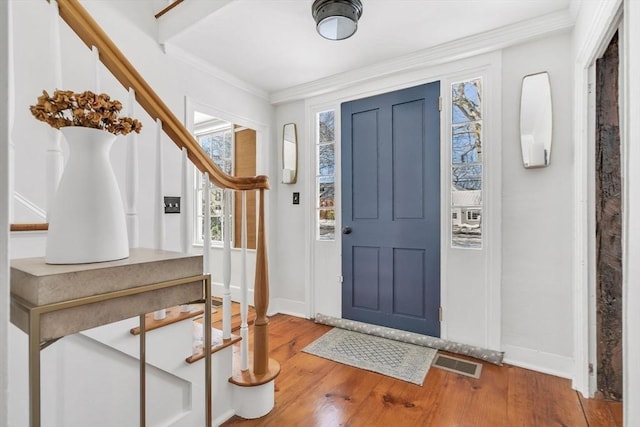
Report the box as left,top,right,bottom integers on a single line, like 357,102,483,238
213,409,237,427
267,298,308,318
209,285,308,320
211,281,254,305
502,344,574,379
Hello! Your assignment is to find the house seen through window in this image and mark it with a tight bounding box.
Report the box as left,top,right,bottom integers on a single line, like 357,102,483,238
451,78,483,249
316,110,336,240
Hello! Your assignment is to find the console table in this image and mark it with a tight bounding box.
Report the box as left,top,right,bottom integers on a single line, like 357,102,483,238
10,248,212,427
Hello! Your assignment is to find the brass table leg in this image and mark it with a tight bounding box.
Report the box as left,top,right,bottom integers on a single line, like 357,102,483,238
204,275,212,426
29,309,40,427
140,313,146,427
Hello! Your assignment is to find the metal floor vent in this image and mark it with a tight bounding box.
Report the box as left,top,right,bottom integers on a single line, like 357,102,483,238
432,354,483,379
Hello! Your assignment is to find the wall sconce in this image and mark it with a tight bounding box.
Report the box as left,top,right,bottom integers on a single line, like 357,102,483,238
312,0,363,41
520,72,553,168
282,123,298,184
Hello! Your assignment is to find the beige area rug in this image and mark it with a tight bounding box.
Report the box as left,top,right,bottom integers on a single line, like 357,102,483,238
302,328,437,385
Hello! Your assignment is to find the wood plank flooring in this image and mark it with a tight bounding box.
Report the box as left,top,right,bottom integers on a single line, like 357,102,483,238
222,314,622,427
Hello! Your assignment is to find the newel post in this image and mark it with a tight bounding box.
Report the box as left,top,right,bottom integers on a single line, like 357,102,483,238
253,188,269,375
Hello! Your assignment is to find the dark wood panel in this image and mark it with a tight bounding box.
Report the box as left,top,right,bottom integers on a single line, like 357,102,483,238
595,31,623,401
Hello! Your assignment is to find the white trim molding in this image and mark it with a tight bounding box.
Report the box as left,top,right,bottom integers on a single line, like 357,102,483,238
268,298,307,318
304,51,502,353
503,344,574,380
571,0,622,397
165,44,269,101
622,0,640,424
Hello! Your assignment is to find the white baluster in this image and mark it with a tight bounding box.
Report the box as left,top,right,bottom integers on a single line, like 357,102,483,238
125,88,139,248
180,147,190,253
179,147,191,312
240,190,248,371
222,189,232,339
92,45,100,93
203,175,212,322
154,118,165,250
153,118,165,320
45,0,64,220
203,173,212,276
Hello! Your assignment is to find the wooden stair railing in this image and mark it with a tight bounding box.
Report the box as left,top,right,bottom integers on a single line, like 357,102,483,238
10,223,48,232
45,0,277,383
155,0,185,19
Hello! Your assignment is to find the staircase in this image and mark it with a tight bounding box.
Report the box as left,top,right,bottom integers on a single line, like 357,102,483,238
8,0,278,425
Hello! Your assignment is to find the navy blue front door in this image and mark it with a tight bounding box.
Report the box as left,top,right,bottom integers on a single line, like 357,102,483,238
341,82,441,336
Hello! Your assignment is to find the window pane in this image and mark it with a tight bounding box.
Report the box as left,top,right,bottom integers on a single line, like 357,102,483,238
319,110,335,143
452,79,481,124
452,122,482,164
452,208,482,249
318,178,335,208
318,209,335,240
451,78,483,249
318,144,335,175
452,165,482,191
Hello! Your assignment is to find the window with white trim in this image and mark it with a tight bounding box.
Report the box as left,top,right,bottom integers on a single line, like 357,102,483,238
194,124,233,245
316,110,336,240
451,78,483,248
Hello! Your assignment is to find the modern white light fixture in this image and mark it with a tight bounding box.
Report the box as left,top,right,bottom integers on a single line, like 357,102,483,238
312,0,363,41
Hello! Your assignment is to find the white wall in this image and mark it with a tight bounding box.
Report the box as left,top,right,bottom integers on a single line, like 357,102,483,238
500,33,575,377
272,100,309,316
1,1,10,424
274,32,576,377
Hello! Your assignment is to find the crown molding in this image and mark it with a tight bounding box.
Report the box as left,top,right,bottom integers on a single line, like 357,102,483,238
163,43,269,101
270,9,575,105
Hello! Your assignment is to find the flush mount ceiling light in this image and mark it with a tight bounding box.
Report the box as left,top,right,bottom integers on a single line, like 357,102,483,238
312,0,363,41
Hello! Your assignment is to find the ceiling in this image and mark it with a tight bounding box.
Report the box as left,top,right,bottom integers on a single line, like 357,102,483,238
158,0,574,98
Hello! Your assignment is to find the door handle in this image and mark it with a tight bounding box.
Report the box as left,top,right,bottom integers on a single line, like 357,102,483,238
342,226,352,235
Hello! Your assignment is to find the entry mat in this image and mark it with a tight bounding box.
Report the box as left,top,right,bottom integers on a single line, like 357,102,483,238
314,313,504,366
302,327,437,385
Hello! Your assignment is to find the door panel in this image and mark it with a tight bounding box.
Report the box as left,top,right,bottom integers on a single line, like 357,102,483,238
342,82,440,336
352,246,380,310
352,110,379,219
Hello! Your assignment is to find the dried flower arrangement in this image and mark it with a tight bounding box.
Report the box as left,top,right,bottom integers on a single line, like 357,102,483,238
30,89,143,135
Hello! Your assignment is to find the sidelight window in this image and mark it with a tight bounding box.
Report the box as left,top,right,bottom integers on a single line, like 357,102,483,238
451,78,483,249
316,110,336,240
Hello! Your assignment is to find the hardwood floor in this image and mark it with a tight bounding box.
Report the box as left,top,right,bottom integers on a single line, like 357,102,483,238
222,314,623,427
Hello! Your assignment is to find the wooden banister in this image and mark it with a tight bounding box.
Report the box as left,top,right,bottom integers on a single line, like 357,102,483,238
154,0,184,19
10,223,49,232
253,189,270,374
53,0,268,192
47,0,278,391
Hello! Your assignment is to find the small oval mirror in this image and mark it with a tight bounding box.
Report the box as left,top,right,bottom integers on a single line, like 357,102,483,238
282,123,298,184
520,72,552,168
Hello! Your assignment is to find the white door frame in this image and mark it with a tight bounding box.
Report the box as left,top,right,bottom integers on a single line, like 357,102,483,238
572,0,622,397
304,52,502,352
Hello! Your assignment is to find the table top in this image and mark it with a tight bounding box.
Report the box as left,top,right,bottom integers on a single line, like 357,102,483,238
10,248,205,340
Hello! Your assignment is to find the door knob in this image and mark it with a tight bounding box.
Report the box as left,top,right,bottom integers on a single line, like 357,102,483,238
342,226,352,235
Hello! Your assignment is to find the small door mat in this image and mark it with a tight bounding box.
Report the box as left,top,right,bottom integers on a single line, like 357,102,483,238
432,354,483,378
302,328,437,385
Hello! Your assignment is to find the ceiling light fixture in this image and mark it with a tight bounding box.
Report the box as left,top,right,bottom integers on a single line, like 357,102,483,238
312,0,363,41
